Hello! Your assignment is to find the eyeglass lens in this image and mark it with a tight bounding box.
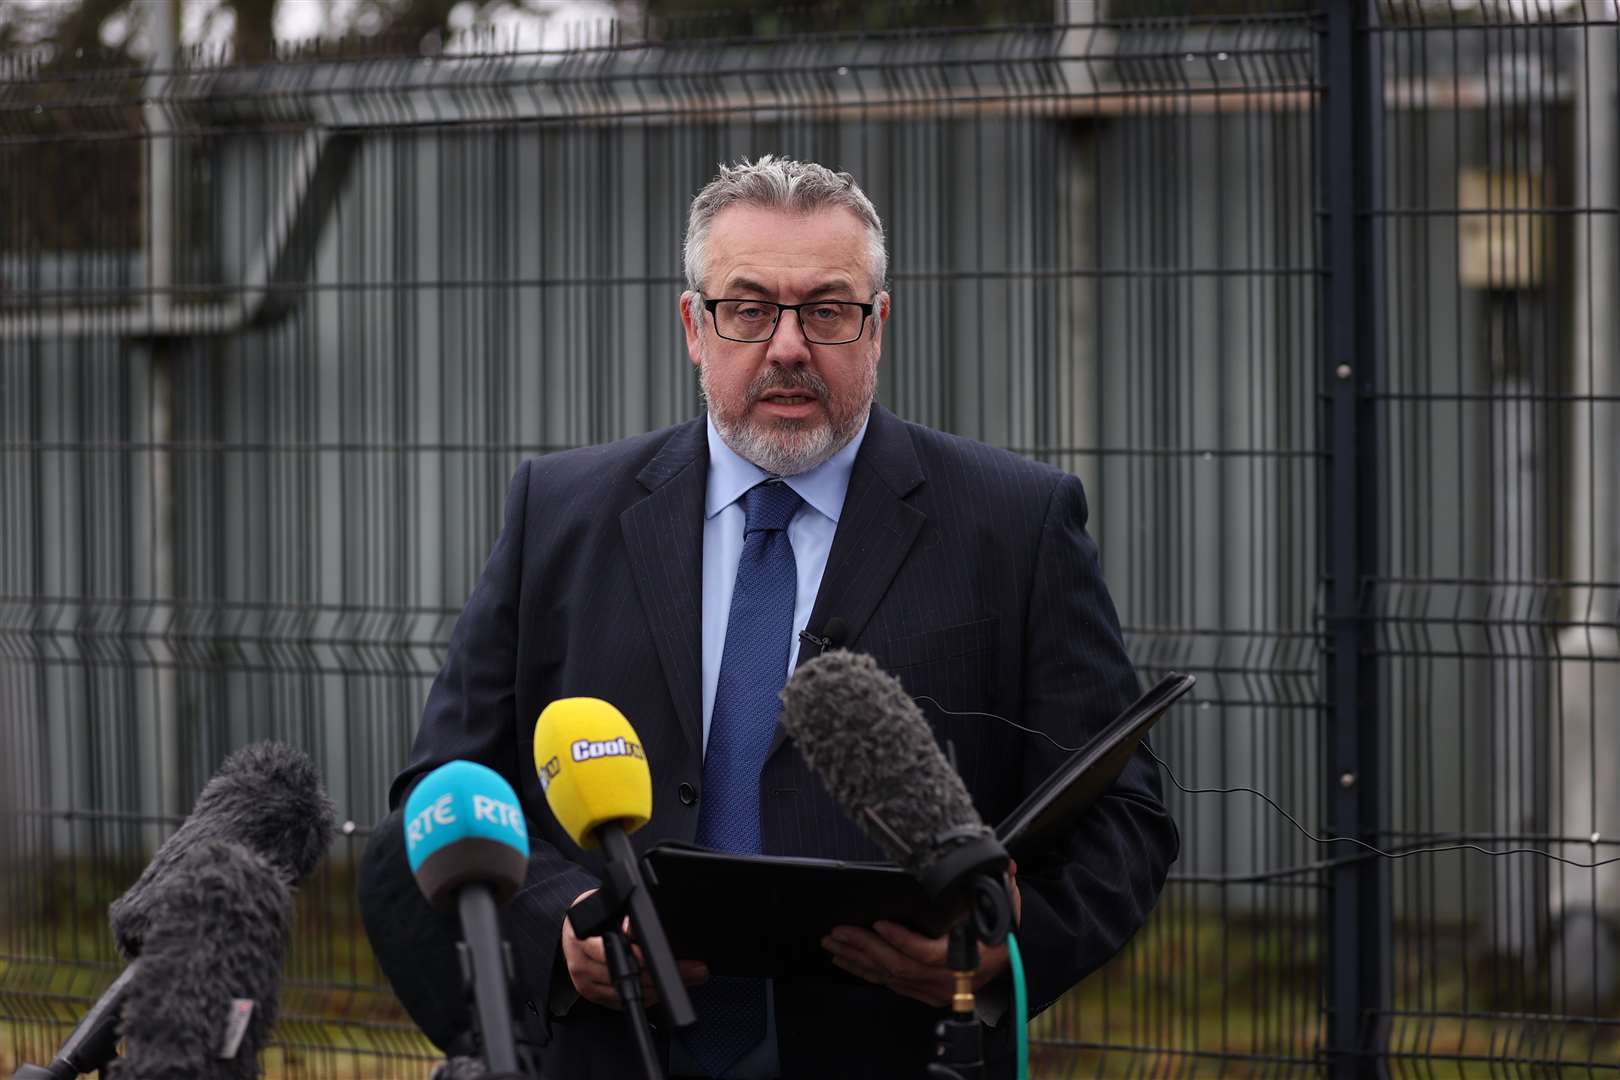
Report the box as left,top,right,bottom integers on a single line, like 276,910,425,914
711,300,866,344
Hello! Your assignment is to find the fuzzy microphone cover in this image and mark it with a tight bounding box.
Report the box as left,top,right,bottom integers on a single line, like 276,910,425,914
108,840,293,1080
778,649,991,876
109,742,336,958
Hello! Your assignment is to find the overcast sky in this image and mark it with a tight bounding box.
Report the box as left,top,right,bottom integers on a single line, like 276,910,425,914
2,0,1600,60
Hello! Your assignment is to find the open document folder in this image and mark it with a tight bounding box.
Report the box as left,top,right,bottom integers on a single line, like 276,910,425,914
642,671,1196,979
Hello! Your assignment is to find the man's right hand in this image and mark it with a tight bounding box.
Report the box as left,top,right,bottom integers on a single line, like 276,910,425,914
561,889,709,1009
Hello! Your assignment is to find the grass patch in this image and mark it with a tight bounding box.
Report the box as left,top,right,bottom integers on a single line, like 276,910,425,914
5,857,1619,1077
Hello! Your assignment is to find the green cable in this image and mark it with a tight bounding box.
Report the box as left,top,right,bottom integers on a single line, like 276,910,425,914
1007,931,1029,1080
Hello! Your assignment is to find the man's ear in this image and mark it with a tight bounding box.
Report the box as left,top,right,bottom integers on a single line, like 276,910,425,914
869,291,892,351
680,291,703,366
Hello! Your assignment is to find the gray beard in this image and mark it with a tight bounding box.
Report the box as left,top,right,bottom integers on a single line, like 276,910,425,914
712,411,843,477
698,351,874,477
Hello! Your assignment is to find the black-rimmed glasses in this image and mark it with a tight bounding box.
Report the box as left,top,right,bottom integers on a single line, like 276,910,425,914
702,297,875,345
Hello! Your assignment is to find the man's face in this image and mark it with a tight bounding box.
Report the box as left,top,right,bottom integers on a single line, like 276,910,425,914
680,204,890,476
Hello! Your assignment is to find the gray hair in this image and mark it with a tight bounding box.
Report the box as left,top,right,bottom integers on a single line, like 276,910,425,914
683,155,888,298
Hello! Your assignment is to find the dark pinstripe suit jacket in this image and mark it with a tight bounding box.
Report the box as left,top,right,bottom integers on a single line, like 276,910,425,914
389,403,1177,1079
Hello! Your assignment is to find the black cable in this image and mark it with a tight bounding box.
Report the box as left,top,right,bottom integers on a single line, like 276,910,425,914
1136,743,1620,870
912,695,1620,872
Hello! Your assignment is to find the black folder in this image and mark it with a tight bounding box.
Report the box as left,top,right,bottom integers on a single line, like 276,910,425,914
641,671,1196,978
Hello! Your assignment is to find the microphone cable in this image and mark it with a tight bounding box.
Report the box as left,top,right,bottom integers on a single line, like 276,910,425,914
912,695,1620,873
1006,932,1029,1080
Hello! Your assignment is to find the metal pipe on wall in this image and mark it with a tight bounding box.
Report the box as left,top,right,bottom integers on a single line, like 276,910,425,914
144,0,182,839
1550,5,1620,1014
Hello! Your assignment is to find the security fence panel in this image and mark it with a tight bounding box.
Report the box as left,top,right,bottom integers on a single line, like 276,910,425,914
1366,3,1620,1076
2,2,1617,1077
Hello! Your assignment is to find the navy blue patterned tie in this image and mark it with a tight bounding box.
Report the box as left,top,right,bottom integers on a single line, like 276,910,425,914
685,479,802,1077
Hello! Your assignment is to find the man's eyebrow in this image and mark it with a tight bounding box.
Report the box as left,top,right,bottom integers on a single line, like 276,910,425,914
720,277,860,299
723,276,773,297
801,280,860,299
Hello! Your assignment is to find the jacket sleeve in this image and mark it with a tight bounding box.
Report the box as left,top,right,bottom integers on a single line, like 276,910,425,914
1012,471,1179,1016
389,458,598,1017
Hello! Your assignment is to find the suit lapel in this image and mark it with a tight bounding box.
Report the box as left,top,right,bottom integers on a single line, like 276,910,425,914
622,408,926,765
768,406,927,760
620,420,707,759
805,405,927,652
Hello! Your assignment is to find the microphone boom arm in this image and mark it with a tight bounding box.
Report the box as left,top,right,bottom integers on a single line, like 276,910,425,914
926,866,1015,1080
569,827,695,1030
566,827,695,1080
10,963,136,1079
455,886,522,1077
599,827,697,1030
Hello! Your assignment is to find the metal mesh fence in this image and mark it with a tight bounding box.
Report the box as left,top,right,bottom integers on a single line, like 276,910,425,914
0,2,1616,1076
1368,3,1620,1073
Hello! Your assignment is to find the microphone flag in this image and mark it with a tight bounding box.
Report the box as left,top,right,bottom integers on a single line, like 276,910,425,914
534,697,652,850
404,761,530,910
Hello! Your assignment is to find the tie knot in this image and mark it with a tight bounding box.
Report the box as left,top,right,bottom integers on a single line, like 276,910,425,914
742,480,802,534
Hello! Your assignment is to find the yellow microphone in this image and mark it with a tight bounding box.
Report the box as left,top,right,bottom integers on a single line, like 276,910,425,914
532,696,695,1031
533,697,652,850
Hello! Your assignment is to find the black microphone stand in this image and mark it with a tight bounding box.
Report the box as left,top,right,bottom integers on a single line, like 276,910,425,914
568,826,696,1080
917,833,1014,1080
453,886,532,1079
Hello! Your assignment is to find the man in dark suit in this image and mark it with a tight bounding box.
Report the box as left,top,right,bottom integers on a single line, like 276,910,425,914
360,156,1177,1080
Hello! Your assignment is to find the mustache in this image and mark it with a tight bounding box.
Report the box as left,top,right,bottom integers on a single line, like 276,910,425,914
747,367,830,403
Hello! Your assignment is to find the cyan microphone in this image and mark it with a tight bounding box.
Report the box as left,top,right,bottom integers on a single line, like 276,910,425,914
13,743,335,1080
403,761,530,1077
778,650,1010,905
113,840,294,1080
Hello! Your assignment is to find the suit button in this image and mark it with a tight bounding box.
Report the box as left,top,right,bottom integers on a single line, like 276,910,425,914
678,782,697,806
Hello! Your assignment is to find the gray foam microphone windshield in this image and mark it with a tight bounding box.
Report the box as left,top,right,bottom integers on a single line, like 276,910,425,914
108,840,294,1080
109,742,336,957
778,650,993,879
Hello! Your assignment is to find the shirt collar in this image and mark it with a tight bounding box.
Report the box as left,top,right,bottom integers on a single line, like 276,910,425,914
704,413,869,524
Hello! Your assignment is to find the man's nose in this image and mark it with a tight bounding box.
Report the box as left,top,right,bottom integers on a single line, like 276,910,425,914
765,307,813,364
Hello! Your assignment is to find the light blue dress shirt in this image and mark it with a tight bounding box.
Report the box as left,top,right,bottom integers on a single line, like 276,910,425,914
699,415,868,753
673,414,867,1080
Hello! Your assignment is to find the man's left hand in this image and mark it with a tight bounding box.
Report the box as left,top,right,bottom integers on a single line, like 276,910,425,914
820,864,1021,1009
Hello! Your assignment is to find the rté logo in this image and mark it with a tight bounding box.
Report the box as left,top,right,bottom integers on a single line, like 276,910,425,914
407,790,525,846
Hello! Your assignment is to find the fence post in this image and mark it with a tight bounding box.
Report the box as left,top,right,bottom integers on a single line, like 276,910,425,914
1320,1,1388,1076
143,0,184,842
